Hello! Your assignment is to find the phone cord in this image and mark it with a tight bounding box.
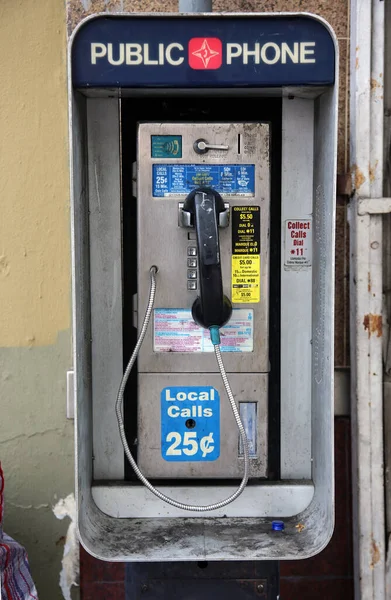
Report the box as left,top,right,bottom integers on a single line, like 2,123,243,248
115,266,250,512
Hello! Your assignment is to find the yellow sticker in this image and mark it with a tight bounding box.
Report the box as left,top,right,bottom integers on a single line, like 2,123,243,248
231,255,260,303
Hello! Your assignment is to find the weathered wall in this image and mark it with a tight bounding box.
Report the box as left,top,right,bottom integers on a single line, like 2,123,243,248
0,0,74,598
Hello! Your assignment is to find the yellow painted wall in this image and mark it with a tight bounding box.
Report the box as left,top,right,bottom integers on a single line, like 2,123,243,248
0,0,70,348
0,0,74,598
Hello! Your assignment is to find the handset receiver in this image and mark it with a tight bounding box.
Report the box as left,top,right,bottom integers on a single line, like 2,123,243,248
182,188,232,329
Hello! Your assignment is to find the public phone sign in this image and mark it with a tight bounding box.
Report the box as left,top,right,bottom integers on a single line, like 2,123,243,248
72,15,335,88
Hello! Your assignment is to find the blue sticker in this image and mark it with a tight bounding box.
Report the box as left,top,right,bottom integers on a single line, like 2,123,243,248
153,164,255,197
151,135,182,158
161,386,220,462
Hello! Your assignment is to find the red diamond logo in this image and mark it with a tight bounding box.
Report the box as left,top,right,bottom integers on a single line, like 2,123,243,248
188,38,222,70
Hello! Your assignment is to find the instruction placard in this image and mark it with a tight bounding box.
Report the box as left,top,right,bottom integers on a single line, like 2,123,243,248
284,219,312,267
152,164,255,197
231,206,261,303
161,386,220,462
154,308,254,352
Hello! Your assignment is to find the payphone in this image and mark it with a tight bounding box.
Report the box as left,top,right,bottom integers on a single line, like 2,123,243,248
137,123,269,478
115,122,270,510
69,12,338,562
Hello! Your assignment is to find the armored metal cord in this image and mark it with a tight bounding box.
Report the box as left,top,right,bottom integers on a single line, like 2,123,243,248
115,265,250,511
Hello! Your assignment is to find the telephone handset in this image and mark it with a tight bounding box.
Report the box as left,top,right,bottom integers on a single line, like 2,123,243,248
182,188,232,329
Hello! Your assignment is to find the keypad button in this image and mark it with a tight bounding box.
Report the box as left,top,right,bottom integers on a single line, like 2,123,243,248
187,270,197,279
188,247,197,256
187,281,197,290
187,258,197,268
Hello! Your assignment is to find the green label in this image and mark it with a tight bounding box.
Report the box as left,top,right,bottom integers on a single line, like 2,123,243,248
151,135,182,158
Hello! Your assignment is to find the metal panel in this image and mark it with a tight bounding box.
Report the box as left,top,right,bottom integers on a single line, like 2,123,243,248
179,0,212,10
358,198,391,215
138,373,268,479
136,122,269,481
280,98,313,479
137,122,270,374
311,86,336,549
66,370,75,419
87,98,124,480
69,89,93,522
350,0,386,597
92,481,314,519
384,1,391,595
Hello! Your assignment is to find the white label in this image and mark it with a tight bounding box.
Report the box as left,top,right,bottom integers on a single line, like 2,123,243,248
284,219,312,267
154,308,253,353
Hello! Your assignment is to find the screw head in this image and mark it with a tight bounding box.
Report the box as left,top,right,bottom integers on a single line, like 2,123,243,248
257,583,265,593
141,583,148,593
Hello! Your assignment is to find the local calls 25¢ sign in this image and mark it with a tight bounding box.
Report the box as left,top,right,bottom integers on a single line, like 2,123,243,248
161,386,220,462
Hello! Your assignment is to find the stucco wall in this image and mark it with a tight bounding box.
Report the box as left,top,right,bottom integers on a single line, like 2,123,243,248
0,0,74,598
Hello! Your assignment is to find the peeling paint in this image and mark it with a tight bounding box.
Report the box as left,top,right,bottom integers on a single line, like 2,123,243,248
369,160,379,182
363,314,383,338
295,522,305,533
371,78,382,91
370,538,381,568
352,164,366,190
